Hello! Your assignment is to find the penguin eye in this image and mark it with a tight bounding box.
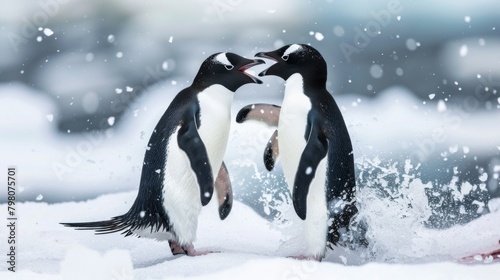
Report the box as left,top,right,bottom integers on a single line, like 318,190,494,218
281,55,289,61
224,65,234,71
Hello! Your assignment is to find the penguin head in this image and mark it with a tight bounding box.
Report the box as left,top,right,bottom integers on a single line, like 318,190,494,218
256,44,327,83
193,52,265,92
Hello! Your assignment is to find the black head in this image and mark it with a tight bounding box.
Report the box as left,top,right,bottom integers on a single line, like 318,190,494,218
256,44,327,84
192,52,264,92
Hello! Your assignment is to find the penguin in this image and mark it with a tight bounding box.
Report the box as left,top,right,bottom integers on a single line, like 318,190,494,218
236,44,365,259
62,52,264,256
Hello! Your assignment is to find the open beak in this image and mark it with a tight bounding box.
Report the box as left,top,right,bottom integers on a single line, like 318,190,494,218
237,59,265,84
255,51,279,76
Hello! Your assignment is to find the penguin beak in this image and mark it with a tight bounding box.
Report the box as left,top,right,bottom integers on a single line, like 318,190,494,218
255,51,280,77
237,59,265,84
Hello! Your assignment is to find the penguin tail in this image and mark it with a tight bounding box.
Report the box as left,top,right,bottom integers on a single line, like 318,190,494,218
61,214,134,237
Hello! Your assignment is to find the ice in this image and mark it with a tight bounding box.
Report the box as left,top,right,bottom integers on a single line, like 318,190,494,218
107,34,115,43
126,86,133,92
36,194,43,201
479,173,488,182
116,52,123,58
115,88,123,94
37,36,42,42
428,94,436,100
464,16,471,23
46,114,54,122
169,36,173,43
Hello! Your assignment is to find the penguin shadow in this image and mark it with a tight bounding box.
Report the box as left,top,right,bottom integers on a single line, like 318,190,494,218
134,253,185,268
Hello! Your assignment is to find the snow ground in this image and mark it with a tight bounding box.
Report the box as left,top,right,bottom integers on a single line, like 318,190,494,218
0,191,499,279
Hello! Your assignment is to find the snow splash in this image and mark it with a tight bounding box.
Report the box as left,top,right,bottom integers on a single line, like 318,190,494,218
256,156,495,263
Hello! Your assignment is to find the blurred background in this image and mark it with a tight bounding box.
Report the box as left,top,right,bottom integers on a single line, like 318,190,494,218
1,0,499,228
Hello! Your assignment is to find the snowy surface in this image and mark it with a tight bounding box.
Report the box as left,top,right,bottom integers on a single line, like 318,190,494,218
0,192,499,279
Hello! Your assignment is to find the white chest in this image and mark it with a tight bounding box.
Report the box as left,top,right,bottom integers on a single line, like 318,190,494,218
278,73,312,188
197,84,234,177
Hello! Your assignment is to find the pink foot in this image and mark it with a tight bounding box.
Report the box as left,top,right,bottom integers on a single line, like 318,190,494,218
462,246,500,262
169,241,219,257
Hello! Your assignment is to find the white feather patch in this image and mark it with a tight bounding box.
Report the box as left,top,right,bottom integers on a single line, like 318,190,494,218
283,44,303,57
214,53,232,68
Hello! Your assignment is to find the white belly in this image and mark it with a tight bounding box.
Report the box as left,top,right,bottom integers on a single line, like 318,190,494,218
279,73,328,257
162,85,233,245
278,73,311,188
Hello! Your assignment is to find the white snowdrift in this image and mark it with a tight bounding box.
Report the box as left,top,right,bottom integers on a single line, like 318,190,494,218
0,192,499,279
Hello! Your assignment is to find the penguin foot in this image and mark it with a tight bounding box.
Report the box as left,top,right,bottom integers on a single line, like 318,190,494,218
169,241,218,257
461,243,500,262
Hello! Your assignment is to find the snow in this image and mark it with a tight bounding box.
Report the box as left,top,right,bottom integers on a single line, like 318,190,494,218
0,191,499,279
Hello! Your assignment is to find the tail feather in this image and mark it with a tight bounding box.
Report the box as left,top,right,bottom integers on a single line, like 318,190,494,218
61,210,170,237
61,215,135,237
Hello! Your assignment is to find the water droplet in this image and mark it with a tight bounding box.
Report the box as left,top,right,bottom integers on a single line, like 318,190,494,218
406,38,418,51
107,34,115,43
333,25,345,37
46,114,54,122
370,64,383,79
162,61,169,70
314,32,324,41
43,28,54,36
107,116,115,126
305,167,313,175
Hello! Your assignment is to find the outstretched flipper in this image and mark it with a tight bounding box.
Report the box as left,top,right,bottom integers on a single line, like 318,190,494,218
293,119,328,220
178,107,214,206
215,161,233,220
264,130,279,171
236,103,281,126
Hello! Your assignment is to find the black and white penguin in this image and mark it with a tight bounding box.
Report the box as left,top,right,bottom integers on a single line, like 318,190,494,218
62,52,264,256
237,44,364,259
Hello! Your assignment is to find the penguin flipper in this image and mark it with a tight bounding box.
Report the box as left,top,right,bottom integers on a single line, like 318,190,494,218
236,103,281,126
263,130,279,171
178,115,214,206
215,161,233,220
292,123,328,220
